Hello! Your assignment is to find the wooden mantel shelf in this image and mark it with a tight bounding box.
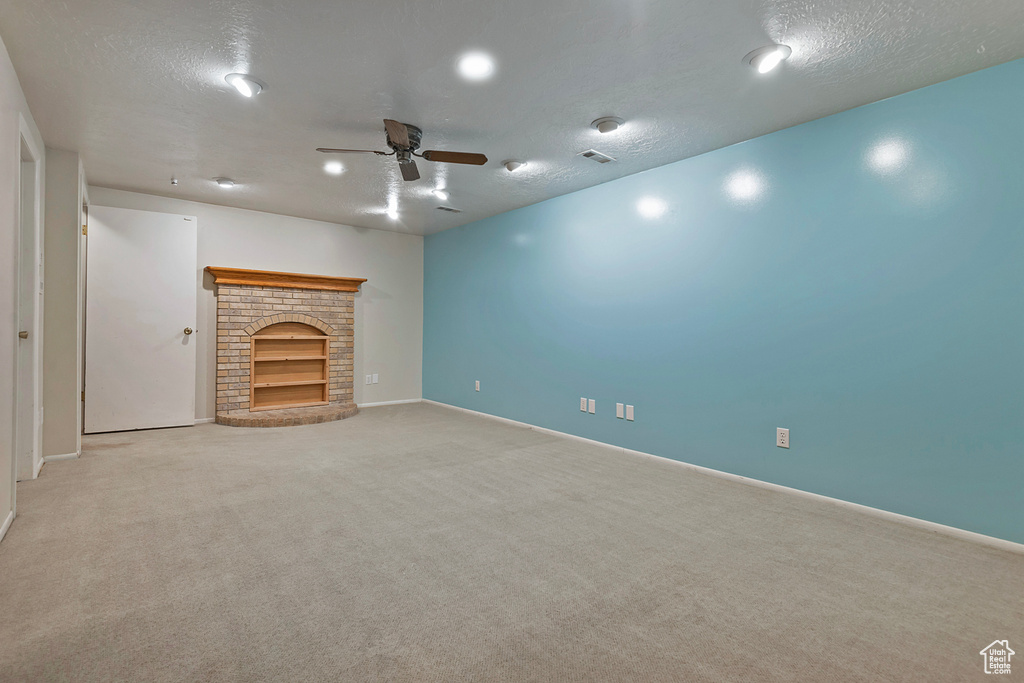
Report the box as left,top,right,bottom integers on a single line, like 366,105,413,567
205,266,366,292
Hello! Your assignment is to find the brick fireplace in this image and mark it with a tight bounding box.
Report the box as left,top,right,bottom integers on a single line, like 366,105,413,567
205,267,366,427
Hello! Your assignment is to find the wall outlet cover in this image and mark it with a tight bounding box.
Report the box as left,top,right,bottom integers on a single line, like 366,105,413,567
777,427,790,448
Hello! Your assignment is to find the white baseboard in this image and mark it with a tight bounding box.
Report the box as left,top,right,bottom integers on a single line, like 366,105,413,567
358,398,423,408
42,452,79,463
421,399,1024,555
0,509,13,544
33,455,44,478
194,417,216,424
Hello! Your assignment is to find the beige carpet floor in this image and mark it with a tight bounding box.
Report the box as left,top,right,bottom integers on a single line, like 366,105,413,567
0,402,1020,682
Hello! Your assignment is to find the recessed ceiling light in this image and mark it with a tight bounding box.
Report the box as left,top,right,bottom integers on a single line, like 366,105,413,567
225,73,264,97
215,177,236,188
457,52,495,81
324,161,344,175
743,45,792,74
591,116,624,134
503,160,526,172
432,189,449,200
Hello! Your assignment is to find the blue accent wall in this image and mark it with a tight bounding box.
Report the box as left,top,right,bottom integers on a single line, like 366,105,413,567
424,60,1024,543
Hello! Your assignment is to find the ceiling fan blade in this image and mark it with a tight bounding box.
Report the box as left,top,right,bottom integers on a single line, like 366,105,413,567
316,148,388,155
421,150,488,165
400,159,420,182
383,119,410,148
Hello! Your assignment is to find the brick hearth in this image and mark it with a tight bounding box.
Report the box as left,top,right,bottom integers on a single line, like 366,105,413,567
205,267,366,427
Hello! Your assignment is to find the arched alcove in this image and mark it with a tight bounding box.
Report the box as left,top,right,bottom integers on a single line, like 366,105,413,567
251,322,329,411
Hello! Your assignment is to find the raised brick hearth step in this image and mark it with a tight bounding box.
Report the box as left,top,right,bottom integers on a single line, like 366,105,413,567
216,403,359,428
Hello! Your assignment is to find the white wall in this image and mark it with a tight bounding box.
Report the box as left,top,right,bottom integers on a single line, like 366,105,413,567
87,188,423,419
0,33,45,539
42,149,84,459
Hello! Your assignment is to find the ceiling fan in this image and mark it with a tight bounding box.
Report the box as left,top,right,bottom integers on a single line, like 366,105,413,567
317,119,488,181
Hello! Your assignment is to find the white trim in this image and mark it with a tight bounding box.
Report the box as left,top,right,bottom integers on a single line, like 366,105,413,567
42,452,79,463
358,399,423,408
14,114,44,487
0,510,13,544
421,400,1024,555
422,399,620,451
18,113,42,162
75,160,88,459
194,417,216,424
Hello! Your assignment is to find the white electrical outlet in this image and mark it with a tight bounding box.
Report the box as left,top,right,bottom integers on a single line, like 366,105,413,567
475,380,480,392
372,373,379,384
365,374,372,385
626,405,634,421
588,399,596,414
777,428,789,449
580,397,587,411
616,403,624,419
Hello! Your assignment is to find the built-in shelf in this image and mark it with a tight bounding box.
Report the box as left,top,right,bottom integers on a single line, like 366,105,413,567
252,379,328,389
250,323,329,411
249,400,330,413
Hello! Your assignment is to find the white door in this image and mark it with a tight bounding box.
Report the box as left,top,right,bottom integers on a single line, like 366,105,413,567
85,206,197,433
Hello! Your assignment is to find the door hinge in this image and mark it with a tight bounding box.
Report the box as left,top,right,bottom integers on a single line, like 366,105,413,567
82,225,87,235
81,390,85,401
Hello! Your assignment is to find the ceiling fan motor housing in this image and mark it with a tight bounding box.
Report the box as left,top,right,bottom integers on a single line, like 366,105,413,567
387,123,422,152
317,119,485,185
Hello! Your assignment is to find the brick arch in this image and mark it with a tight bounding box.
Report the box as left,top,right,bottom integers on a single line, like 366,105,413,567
243,313,335,337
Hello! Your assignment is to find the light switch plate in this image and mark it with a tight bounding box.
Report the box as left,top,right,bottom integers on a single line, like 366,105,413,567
616,403,624,419
777,428,789,448
588,399,596,414
580,397,587,411
625,405,634,421
365,374,372,385
372,373,379,384
475,380,480,392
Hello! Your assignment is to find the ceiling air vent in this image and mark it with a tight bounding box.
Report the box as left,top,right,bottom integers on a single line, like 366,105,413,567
578,149,616,164
436,206,462,213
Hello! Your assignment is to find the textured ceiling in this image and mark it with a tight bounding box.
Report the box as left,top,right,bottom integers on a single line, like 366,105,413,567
1,0,1021,235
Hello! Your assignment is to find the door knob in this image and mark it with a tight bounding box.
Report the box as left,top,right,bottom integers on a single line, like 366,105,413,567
18,330,28,339
184,327,193,335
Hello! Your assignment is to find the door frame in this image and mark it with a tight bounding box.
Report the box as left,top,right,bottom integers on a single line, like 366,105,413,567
78,180,89,446
15,114,43,483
